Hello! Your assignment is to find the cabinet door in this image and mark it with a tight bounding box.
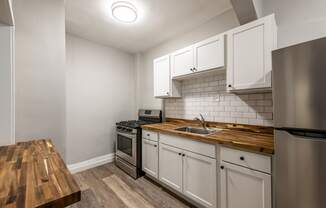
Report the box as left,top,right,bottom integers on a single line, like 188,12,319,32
227,14,276,91
183,151,217,208
194,34,225,72
220,161,272,208
159,143,183,193
153,55,170,97
142,139,158,178
171,46,194,77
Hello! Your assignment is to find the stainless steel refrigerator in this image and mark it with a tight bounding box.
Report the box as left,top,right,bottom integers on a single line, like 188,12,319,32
273,37,326,208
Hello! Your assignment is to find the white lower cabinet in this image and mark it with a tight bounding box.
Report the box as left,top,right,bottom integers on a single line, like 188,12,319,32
183,151,217,208
142,139,159,178
159,143,183,193
144,132,272,208
158,137,217,208
220,161,272,208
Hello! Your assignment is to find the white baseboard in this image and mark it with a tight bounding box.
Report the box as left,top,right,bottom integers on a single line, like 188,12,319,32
67,153,115,174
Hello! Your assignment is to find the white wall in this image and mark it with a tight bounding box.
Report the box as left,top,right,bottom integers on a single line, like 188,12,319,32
261,0,326,48
13,0,66,156
66,34,136,164
136,9,239,110
0,23,14,145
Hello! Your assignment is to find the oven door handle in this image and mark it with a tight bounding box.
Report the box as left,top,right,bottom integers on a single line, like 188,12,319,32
117,132,136,140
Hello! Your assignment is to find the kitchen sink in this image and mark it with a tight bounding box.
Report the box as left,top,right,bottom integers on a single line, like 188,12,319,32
174,126,221,135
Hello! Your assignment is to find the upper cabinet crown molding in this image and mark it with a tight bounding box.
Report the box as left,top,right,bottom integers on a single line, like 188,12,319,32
226,14,277,92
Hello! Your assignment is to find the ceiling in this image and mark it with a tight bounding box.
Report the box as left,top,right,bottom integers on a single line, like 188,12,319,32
65,0,232,53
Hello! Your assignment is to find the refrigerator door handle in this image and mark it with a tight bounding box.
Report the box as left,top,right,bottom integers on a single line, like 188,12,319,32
277,128,326,139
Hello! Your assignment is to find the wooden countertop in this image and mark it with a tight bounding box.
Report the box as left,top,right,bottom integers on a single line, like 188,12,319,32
142,118,274,154
0,140,81,208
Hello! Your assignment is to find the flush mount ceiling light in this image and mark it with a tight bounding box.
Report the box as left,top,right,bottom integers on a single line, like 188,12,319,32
111,1,138,23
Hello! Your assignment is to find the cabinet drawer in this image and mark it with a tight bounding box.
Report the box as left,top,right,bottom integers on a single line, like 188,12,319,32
160,133,216,158
142,130,158,142
221,147,271,174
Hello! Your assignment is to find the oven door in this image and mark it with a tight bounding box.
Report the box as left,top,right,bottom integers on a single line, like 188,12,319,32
116,131,137,166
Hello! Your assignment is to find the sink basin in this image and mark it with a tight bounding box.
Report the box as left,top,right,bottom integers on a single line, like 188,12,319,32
174,126,220,135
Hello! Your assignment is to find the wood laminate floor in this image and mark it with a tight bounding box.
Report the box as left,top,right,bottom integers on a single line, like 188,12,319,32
68,163,191,208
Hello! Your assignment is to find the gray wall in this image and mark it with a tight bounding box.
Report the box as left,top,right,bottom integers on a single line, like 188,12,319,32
136,9,239,110
261,0,326,48
13,0,66,156
0,23,14,145
66,34,136,164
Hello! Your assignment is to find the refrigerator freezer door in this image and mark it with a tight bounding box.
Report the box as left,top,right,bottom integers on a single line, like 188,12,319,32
272,37,326,130
275,129,326,208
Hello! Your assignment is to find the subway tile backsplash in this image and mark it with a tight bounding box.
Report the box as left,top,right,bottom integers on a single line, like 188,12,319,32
164,72,273,126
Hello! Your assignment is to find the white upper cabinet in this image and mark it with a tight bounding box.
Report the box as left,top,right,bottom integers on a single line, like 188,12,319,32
227,14,277,91
171,46,194,77
154,55,170,97
153,55,181,98
194,34,225,73
171,34,225,78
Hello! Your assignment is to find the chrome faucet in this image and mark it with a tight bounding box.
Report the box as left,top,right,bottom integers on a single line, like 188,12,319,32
194,114,208,130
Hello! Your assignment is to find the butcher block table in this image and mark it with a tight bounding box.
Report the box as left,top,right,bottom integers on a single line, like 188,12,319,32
0,140,81,208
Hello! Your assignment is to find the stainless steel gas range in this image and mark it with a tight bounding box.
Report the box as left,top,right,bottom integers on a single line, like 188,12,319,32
115,109,162,179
